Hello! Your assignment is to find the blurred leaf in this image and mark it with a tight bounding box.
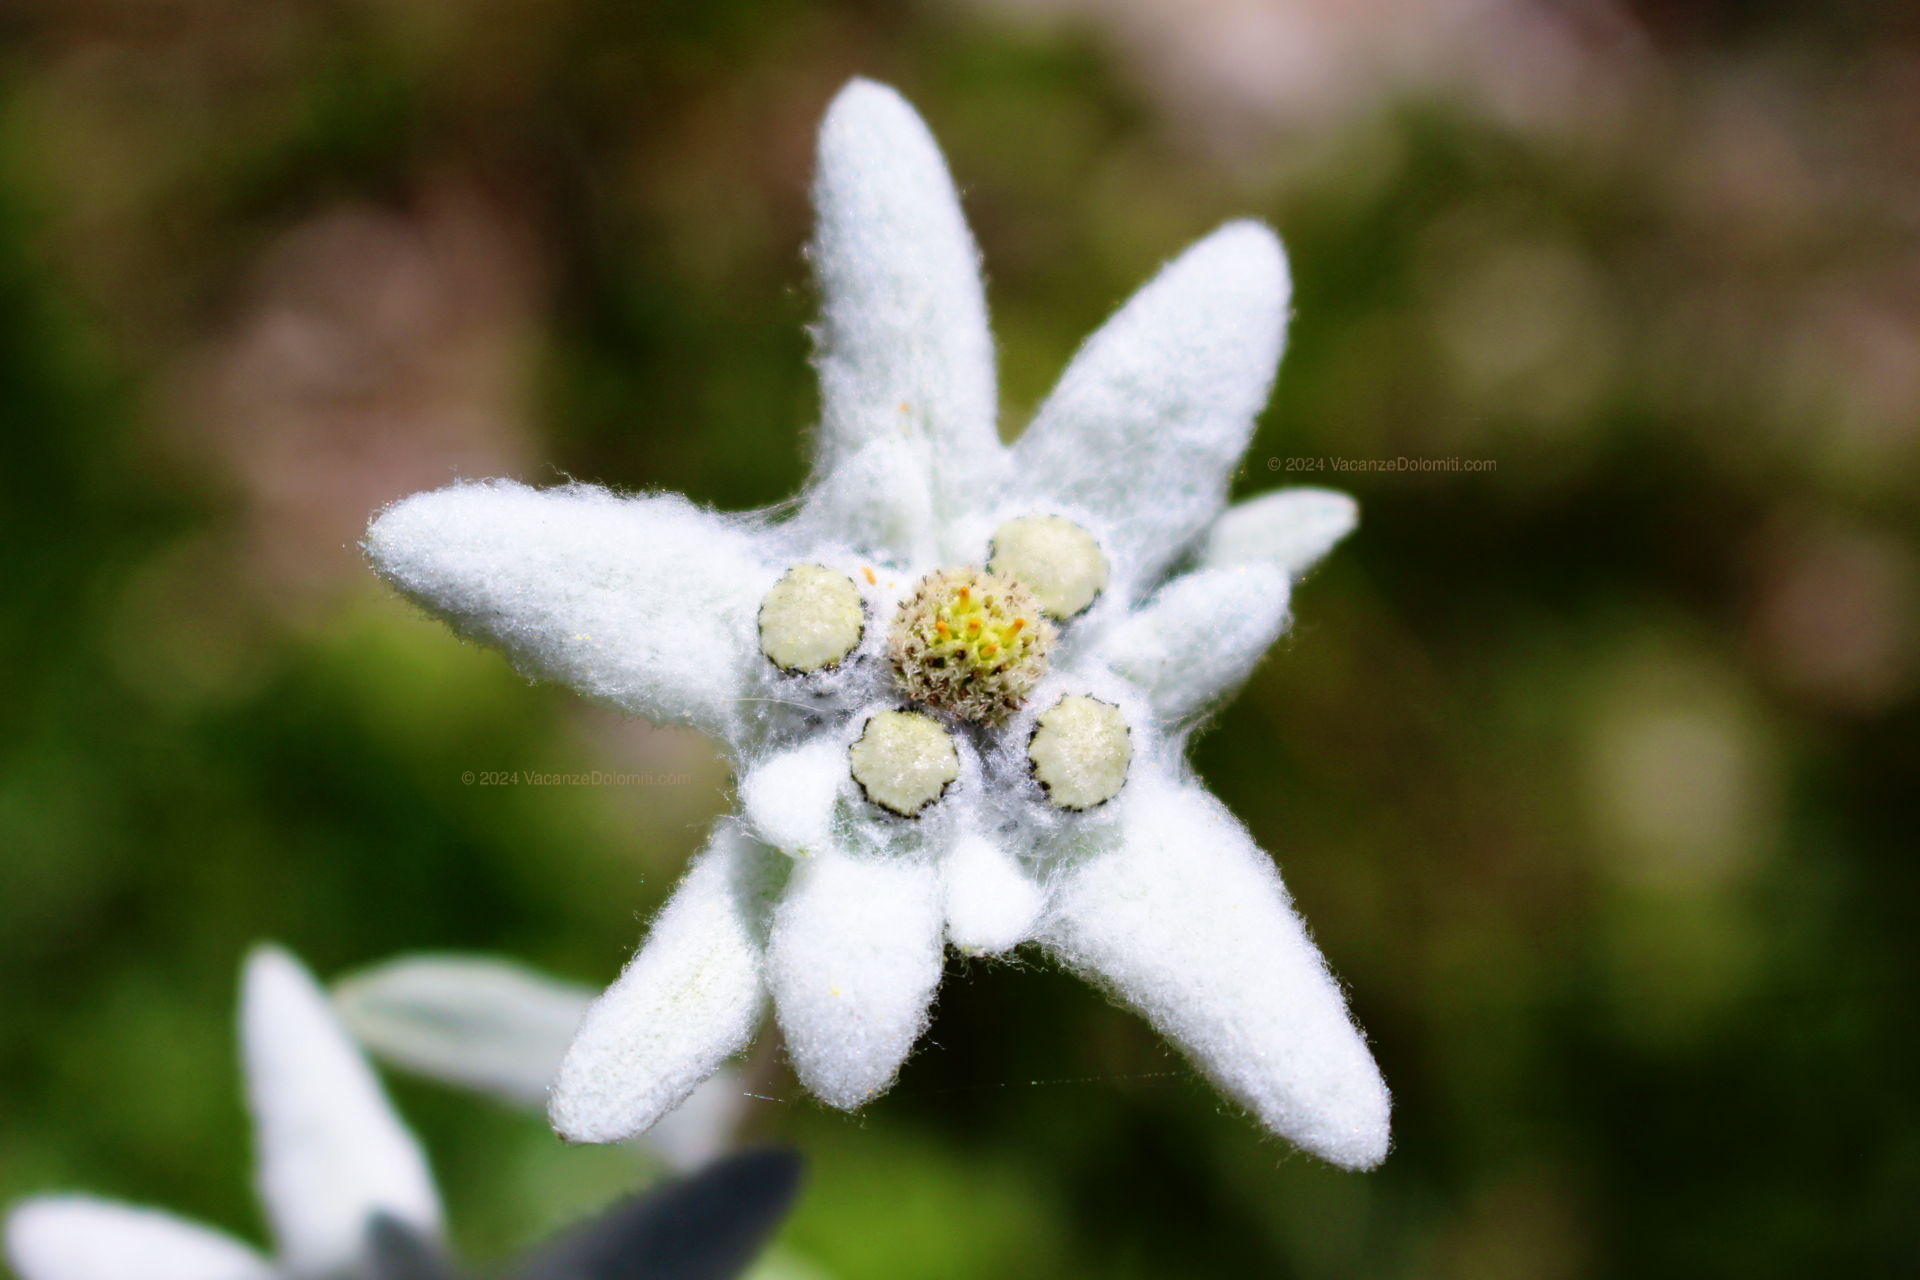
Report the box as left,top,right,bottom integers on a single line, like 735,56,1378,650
512,1149,803,1280
365,1215,461,1280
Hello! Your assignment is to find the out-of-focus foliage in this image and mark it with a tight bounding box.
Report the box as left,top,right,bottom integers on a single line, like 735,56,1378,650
2,1,1915,1276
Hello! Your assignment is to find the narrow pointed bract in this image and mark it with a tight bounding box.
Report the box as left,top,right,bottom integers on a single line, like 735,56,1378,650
1099,565,1292,721
243,946,443,1276
1042,779,1390,1170
1012,221,1292,586
551,828,770,1145
805,78,1002,558
365,483,767,737
1201,486,1360,579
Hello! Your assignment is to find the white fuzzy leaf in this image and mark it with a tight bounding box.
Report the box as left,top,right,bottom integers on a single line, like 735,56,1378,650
802,78,1003,561
1100,563,1291,721
336,955,747,1173
1202,487,1358,579
942,831,1045,956
767,846,944,1109
333,955,592,1109
739,737,846,858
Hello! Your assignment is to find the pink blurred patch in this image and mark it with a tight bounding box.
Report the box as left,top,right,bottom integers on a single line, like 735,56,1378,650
171,175,543,615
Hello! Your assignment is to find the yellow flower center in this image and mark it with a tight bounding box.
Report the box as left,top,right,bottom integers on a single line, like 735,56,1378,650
888,567,1054,724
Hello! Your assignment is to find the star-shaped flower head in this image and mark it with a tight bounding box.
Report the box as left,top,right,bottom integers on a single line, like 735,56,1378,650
4,950,803,1280
363,79,1389,1169
6,946,442,1280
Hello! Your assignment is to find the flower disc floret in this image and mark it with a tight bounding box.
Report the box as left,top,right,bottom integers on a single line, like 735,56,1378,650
1027,693,1132,810
849,710,961,817
889,568,1054,723
759,564,865,673
989,515,1108,619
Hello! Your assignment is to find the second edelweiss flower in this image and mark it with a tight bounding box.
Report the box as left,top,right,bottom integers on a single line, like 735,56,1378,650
364,79,1390,1170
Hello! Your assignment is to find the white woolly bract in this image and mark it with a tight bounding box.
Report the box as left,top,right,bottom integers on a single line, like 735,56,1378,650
739,737,847,856
4,1198,274,1280
333,955,746,1172
364,481,767,738
549,827,769,1144
1041,776,1390,1170
804,78,1002,561
1010,221,1291,589
242,946,442,1275
1202,487,1359,579
793,438,939,571
334,954,593,1109
767,846,944,1109
941,831,1045,956
1100,564,1293,722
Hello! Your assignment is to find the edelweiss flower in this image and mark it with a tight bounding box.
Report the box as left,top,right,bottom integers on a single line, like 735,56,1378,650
6,946,442,1280
4,949,802,1280
364,80,1390,1169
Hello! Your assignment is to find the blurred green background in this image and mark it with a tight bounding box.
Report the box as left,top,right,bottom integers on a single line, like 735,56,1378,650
3,1,1917,1276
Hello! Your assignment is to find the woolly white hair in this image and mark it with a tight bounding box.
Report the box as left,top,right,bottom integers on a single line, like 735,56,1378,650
332,954,750,1172
4,947,441,1280
1202,487,1359,580
1011,221,1290,592
768,844,946,1108
548,826,770,1145
364,78,1387,1169
1101,564,1293,723
1042,776,1391,1170
942,830,1047,957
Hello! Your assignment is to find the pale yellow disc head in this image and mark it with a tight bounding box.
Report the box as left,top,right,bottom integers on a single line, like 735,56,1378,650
989,516,1108,620
759,564,865,673
849,709,961,817
1027,694,1131,810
